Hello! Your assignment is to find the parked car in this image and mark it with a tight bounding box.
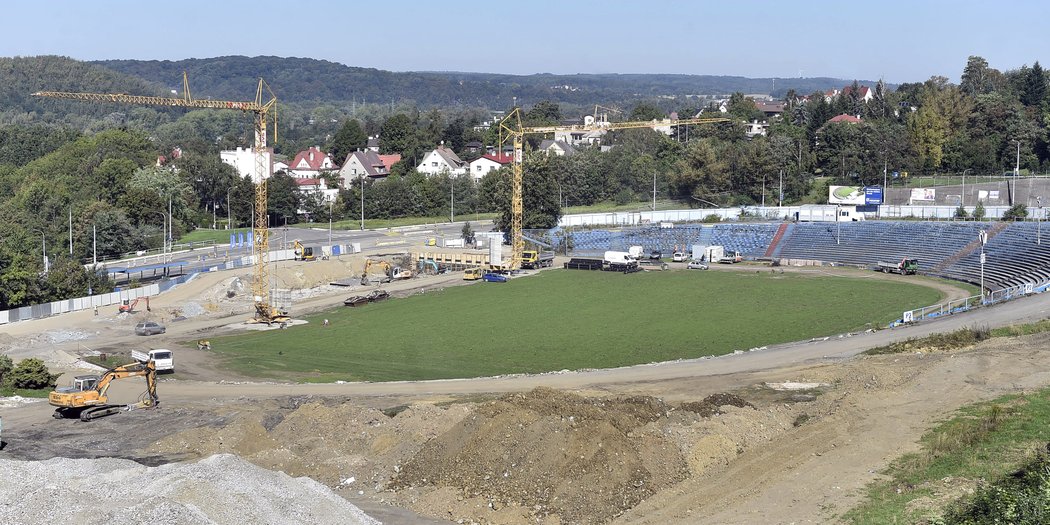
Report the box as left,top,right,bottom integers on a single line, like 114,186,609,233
134,321,166,336
482,273,508,282
343,295,369,307
672,251,687,262
366,290,390,302
649,250,662,260
687,260,709,270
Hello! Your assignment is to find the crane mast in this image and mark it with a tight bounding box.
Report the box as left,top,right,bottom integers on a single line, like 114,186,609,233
498,109,729,269
34,75,285,324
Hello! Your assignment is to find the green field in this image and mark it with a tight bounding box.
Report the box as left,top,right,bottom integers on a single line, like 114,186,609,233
209,270,941,382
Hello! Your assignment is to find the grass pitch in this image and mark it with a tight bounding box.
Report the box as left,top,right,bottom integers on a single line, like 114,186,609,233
210,269,941,382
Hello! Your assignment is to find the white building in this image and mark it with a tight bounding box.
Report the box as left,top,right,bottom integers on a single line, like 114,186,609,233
288,146,338,179
416,145,467,176
467,154,513,181
220,147,275,183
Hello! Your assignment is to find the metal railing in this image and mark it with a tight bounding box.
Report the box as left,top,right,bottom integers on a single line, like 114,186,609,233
900,281,1039,325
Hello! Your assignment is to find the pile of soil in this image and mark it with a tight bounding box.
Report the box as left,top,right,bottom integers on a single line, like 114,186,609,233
391,388,689,524
679,393,755,418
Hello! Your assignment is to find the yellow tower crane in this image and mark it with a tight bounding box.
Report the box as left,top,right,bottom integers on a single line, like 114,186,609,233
34,74,287,324
498,109,730,269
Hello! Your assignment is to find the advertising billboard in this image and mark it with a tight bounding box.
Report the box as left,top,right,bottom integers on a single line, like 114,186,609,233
864,186,883,205
829,186,865,205
910,188,936,201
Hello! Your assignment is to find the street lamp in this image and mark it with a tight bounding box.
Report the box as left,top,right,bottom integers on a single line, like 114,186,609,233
227,187,233,230
146,211,166,255
31,229,48,273
328,200,333,246
1014,140,1021,205
979,230,987,303
1038,196,1043,245
450,175,455,223
961,169,971,208
360,175,365,231
836,205,841,245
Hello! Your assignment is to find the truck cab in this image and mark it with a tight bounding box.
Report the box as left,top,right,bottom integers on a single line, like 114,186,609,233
132,349,174,373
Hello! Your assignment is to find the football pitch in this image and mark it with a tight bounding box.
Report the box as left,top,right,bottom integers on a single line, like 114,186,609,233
209,269,942,382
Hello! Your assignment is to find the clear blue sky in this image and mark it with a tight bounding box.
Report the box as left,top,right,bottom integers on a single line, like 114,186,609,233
4,0,1046,83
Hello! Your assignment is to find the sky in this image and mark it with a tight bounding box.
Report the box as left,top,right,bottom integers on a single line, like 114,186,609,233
4,0,1048,83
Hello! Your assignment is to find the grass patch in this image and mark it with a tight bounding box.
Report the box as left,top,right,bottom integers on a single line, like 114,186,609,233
210,269,940,382
178,227,251,245
0,386,51,398
845,388,1050,524
991,318,1050,338
865,326,992,355
82,354,136,369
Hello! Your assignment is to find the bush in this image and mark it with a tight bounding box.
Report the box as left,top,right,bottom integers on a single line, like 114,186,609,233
702,214,722,223
943,449,1050,524
7,358,58,390
0,354,12,385
613,189,634,205
955,204,969,219
1002,204,1028,221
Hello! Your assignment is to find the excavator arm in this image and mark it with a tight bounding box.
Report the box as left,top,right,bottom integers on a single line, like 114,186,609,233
50,360,158,421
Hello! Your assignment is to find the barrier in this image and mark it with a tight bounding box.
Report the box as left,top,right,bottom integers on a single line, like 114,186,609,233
900,282,1041,325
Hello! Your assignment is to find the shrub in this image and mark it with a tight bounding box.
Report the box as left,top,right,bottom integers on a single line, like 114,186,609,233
7,358,58,390
954,204,969,219
973,200,987,221
943,449,1050,524
613,189,634,205
0,354,12,385
1002,204,1028,221
702,214,722,223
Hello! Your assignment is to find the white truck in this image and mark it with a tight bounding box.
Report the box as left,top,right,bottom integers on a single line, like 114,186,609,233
701,245,724,264
628,246,644,260
132,349,174,373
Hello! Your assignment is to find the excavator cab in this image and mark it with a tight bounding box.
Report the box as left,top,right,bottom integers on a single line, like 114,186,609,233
293,240,316,261
55,375,100,393
118,297,151,314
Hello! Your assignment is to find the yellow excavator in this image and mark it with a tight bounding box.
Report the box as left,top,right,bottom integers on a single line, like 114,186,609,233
293,240,316,261
360,259,412,285
49,359,159,421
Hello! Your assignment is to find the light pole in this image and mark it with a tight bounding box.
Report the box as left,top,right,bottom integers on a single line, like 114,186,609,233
1014,140,1021,205
328,200,333,246
32,229,48,273
1038,196,1043,245
360,175,365,231
227,187,233,230
147,211,166,255
836,205,841,245
979,230,987,303
450,175,455,223
961,169,971,208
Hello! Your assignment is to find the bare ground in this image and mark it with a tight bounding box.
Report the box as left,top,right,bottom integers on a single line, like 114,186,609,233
2,257,1048,524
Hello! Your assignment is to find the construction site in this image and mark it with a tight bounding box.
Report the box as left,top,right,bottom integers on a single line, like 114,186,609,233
2,237,1050,524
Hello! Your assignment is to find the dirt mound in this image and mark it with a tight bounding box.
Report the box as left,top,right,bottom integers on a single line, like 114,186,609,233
679,393,755,418
391,388,689,524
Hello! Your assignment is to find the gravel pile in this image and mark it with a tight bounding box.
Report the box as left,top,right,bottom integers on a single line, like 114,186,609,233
0,454,379,525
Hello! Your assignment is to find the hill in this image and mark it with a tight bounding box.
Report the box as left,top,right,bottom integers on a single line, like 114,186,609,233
0,56,170,126
92,55,876,108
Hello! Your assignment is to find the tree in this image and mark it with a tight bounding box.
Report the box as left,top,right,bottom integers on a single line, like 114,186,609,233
379,113,416,155
266,173,301,225
955,204,969,219
974,200,987,220
328,119,368,164
7,358,58,389
461,221,475,244
1020,62,1047,107
490,155,562,231
629,102,665,122
961,56,993,96
525,101,561,125
0,354,12,386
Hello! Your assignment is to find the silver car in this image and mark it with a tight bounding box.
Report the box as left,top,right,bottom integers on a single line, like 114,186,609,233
134,321,166,336
687,260,709,270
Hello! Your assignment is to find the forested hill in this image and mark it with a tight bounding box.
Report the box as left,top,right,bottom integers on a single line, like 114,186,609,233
93,55,872,107
0,56,169,125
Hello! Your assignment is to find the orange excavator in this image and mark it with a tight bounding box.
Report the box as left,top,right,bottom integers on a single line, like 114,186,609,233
118,297,150,313
49,359,159,421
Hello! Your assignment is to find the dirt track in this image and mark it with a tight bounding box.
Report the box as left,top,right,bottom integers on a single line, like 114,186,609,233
3,257,1050,523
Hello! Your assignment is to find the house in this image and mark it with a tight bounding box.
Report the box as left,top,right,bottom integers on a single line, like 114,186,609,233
366,136,380,152
463,141,484,154
842,85,874,103
538,139,577,156
745,120,769,138
220,147,276,183
416,145,467,176
753,100,786,118
554,128,606,147
824,89,841,103
288,146,338,179
338,150,402,187
295,177,339,205
827,114,863,124
467,153,513,181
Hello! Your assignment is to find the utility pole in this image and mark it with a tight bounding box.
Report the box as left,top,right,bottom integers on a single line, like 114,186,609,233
328,200,333,246
652,171,657,222
779,169,783,207
1014,140,1021,205
68,206,73,255
979,230,987,302
167,195,172,256
92,224,97,266
450,175,455,223
761,175,766,207
360,175,365,231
